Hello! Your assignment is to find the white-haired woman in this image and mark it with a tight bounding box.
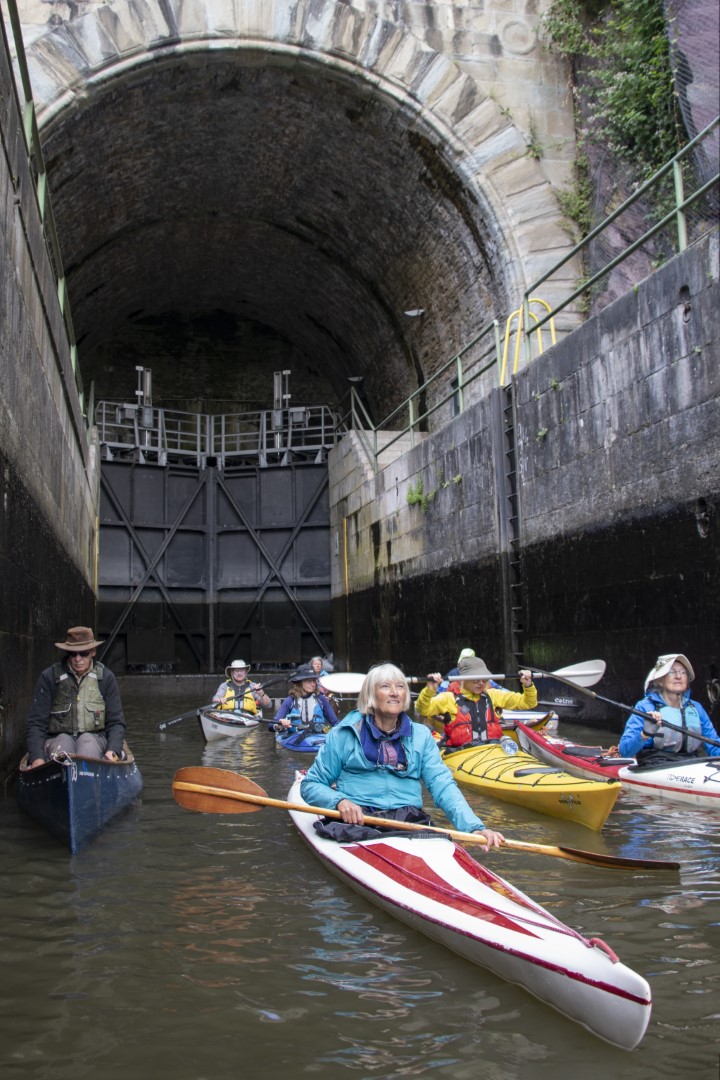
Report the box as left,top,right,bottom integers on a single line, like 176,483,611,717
616,653,720,762
300,663,504,847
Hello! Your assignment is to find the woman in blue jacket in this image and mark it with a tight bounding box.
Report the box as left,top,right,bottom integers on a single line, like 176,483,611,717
272,664,338,731
301,663,504,847
618,653,720,761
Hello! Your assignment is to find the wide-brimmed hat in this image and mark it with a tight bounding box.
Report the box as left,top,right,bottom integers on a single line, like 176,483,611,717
55,626,104,652
644,653,694,691
457,647,476,663
225,659,249,676
457,656,494,680
289,663,319,684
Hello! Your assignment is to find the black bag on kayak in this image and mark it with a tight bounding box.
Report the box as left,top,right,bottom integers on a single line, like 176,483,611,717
313,803,436,842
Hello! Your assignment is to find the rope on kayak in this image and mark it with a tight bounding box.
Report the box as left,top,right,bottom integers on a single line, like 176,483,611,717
588,938,620,963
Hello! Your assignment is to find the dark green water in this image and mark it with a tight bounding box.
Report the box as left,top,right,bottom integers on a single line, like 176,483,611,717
1,693,718,1079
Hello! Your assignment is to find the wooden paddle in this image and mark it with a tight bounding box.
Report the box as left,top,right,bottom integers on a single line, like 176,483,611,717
533,669,720,750
321,660,606,697
171,767,679,871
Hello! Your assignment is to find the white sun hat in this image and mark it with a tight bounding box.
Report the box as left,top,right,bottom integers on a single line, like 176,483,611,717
644,653,694,691
225,659,249,676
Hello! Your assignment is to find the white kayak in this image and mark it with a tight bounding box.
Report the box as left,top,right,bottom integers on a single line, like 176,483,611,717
286,775,651,1049
516,722,720,809
198,708,260,742
615,756,720,807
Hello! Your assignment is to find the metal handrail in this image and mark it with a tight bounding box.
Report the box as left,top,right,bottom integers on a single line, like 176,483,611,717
344,118,719,471
335,320,503,472
521,115,720,347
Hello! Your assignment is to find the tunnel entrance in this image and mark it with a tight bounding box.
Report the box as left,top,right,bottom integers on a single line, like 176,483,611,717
96,373,335,674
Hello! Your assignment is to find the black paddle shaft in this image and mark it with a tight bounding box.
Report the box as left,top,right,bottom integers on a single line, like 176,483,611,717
157,675,288,731
536,669,720,750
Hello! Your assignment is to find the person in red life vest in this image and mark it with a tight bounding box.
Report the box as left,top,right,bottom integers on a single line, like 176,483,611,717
416,655,538,747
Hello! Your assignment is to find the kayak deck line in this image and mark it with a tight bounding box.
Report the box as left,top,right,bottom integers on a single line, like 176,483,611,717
349,842,540,937
450,747,618,789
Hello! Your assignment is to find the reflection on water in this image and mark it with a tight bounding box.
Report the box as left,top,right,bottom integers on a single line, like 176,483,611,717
0,698,718,1079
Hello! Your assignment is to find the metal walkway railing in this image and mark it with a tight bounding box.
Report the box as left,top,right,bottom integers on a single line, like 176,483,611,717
95,401,340,468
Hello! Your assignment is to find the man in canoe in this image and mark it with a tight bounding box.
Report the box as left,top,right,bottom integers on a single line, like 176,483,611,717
416,655,538,748
212,659,272,712
615,653,720,763
26,626,126,767
300,663,504,847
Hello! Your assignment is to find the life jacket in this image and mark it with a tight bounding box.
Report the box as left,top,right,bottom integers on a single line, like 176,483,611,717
48,662,107,735
218,680,258,713
444,692,502,747
648,700,703,755
292,695,326,732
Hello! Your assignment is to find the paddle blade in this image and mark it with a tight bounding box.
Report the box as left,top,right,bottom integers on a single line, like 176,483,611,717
172,767,268,815
557,845,679,871
320,672,365,695
550,661,606,688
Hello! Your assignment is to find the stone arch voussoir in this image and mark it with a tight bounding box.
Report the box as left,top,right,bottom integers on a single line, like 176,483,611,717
24,0,579,307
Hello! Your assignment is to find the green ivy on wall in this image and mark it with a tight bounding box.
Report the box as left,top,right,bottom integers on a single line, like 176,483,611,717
542,0,686,228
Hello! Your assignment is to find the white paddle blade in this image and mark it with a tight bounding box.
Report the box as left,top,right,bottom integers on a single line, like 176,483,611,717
323,661,605,694
320,672,365,695
551,660,606,688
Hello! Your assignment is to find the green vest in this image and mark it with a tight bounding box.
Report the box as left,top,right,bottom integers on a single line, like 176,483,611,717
48,662,107,735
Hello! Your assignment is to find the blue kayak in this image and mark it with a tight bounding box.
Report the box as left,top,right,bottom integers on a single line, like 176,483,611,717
275,728,326,754
17,746,143,853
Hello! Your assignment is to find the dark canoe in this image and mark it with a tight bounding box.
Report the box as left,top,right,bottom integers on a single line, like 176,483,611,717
16,744,143,854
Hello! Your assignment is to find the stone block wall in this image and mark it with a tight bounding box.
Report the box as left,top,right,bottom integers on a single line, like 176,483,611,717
330,228,719,721
0,24,99,780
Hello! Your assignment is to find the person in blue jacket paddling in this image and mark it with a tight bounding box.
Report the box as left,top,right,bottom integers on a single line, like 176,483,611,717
301,662,504,847
272,664,338,732
617,653,720,762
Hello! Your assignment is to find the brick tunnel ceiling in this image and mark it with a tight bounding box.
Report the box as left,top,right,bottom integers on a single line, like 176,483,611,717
44,54,504,413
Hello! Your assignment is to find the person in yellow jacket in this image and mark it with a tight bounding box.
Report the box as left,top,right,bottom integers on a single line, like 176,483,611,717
416,655,537,746
212,659,271,712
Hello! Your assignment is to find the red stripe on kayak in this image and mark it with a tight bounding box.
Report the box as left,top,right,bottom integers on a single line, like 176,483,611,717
347,843,540,937
621,776,720,798
449,847,585,933
296,830,651,1010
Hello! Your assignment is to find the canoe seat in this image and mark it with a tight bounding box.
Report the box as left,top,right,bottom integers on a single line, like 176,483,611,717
513,766,564,777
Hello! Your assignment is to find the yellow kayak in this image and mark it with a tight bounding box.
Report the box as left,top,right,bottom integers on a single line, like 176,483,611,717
442,741,620,831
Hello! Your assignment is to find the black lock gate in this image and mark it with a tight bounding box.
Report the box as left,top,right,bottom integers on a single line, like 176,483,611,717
96,459,332,674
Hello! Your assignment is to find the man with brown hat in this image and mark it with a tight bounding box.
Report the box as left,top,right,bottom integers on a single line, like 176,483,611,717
26,627,126,767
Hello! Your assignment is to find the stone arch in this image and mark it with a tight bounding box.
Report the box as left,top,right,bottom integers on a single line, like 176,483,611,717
26,0,574,305
19,0,580,413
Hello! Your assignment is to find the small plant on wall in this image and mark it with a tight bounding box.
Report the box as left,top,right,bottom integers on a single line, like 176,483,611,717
407,477,428,513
